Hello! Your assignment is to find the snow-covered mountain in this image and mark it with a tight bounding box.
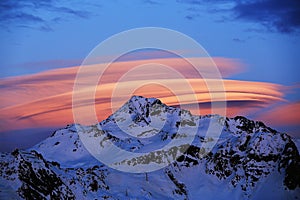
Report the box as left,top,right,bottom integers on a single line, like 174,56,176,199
0,96,299,199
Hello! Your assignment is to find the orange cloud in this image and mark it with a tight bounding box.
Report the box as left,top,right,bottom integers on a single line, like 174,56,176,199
255,101,300,126
0,57,285,133
0,57,241,108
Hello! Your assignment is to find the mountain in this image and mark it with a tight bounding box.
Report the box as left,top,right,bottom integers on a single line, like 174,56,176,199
0,96,299,199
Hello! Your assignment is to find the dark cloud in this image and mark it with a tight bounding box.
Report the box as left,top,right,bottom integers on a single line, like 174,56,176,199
0,0,95,31
178,0,300,33
233,0,300,33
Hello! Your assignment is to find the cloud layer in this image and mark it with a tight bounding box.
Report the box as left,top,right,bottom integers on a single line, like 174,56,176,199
0,57,287,133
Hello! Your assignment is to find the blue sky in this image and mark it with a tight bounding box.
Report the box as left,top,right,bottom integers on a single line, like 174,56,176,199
1,0,299,81
0,0,300,151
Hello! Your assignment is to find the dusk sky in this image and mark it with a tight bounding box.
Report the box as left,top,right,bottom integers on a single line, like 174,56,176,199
0,0,300,151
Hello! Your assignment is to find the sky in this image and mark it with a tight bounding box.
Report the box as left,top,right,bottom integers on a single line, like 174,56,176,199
0,0,300,151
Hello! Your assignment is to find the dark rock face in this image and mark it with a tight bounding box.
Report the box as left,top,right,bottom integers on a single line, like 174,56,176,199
1,150,75,199
166,169,188,199
0,150,111,199
280,140,300,190
127,96,160,126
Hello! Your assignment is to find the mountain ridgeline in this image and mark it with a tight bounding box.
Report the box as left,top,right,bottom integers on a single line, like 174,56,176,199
0,96,299,199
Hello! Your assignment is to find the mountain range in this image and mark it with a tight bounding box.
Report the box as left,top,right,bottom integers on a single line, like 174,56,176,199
0,96,299,199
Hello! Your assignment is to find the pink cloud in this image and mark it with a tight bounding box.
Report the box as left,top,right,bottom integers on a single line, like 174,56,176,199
255,101,300,126
0,56,287,133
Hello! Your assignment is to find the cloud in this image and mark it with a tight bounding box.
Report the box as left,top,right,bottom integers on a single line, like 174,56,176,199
0,79,284,131
0,0,96,31
0,57,286,133
2,58,83,78
2,49,212,78
254,101,300,138
233,0,300,33
0,57,243,107
178,0,300,33
256,101,300,126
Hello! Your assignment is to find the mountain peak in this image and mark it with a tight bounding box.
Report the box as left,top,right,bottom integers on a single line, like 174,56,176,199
125,96,164,126
127,95,162,109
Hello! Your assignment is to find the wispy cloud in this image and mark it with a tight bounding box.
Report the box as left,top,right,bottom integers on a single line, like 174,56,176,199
178,0,300,33
0,0,97,31
0,49,244,78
